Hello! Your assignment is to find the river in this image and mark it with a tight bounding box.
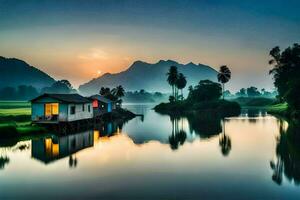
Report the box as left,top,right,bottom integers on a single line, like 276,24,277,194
0,104,299,199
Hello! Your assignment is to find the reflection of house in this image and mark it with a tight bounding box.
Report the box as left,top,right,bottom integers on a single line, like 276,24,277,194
93,122,121,142
89,95,116,117
31,93,93,123
31,130,94,164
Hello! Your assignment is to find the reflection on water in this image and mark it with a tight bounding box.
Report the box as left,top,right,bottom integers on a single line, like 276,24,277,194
32,131,94,165
32,122,123,167
0,156,9,169
271,120,300,185
1,104,300,199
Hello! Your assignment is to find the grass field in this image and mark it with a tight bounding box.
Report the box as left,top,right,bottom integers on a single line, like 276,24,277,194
0,101,31,109
0,101,31,122
0,101,31,118
0,101,46,138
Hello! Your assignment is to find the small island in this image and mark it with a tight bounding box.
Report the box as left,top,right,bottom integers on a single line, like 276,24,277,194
154,66,241,118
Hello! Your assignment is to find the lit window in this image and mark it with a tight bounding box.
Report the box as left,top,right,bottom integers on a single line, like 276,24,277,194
45,103,59,116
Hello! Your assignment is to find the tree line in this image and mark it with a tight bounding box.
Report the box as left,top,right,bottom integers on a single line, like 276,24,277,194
268,43,300,117
166,65,231,102
0,80,76,100
228,87,277,98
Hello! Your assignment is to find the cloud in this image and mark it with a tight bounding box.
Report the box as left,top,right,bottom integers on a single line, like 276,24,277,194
78,48,109,60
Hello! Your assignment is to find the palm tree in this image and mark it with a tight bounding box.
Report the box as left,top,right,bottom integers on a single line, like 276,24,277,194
167,66,178,100
217,65,231,99
112,85,125,99
176,73,187,100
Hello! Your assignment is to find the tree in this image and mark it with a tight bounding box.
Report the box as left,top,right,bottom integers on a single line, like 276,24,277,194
17,85,39,100
167,66,178,101
176,73,187,100
99,87,111,96
169,95,175,103
246,86,261,97
223,90,232,98
112,85,125,99
188,80,222,102
42,80,75,94
269,43,300,114
235,88,246,97
217,65,231,99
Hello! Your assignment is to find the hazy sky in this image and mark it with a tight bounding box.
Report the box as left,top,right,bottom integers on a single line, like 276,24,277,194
0,0,299,91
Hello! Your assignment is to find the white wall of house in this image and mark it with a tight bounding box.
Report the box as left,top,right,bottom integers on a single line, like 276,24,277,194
58,103,68,122
67,103,93,122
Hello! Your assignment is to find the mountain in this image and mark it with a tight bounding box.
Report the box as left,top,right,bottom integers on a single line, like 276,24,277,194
79,60,218,95
0,56,55,89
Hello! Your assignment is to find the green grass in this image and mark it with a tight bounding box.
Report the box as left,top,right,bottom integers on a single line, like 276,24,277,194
0,101,31,122
0,101,31,109
0,108,31,116
0,101,46,138
267,103,288,115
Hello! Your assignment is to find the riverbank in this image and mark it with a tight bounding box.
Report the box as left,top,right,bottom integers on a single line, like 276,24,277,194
266,103,288,116
231,97,276,107
154,99,241,117
0,101,137,138
229,98,292,119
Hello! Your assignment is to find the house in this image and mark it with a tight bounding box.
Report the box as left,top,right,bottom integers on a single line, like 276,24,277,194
89,94,116,117
31,93,93,123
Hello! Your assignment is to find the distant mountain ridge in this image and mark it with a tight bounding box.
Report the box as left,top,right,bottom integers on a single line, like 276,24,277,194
0,56,55,89
79,59,218,95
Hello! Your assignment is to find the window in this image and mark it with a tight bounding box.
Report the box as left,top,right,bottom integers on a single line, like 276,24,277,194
70,106,76,115
45,103,59,116
82,104,85,111
92,100,98,108
88,105,91,112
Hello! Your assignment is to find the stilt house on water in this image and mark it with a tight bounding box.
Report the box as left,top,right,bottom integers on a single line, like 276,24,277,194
31,93,93,124
89,94,116,117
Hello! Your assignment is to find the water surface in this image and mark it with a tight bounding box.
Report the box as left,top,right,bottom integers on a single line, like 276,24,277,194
0,104,300,199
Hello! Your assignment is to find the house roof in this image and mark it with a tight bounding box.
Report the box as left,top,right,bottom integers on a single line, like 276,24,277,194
31,93,91,103
89,94,113,104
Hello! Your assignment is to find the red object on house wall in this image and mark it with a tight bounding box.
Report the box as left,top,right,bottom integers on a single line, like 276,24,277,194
93,100,98,108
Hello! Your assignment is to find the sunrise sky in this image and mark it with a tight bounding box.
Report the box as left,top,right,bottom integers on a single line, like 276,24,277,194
0,0,299,91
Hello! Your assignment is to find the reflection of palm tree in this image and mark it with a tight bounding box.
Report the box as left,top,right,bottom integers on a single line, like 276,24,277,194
219,119,232,156
168,117,187,150
169,134,179,150
177,130,187,145
219,134,231,156
0,156,9,170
